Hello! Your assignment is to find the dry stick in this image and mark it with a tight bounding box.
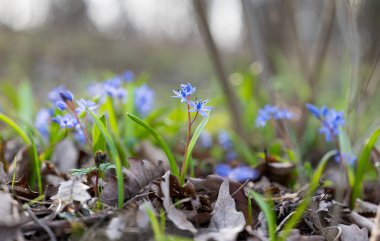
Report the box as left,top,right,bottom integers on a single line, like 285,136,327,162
193,0,245,142
296,0,336,137
25,205,57,241
240,0,276,102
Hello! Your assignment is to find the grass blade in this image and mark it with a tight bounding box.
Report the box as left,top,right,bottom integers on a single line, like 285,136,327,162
0,113,31,146
279,150,337,240
180,114,210,184
351,128,380,207
127,113,179,177
250,191,277,241
89,110,125,208
92,115,107,153
230,131,258,166
29,132,42,194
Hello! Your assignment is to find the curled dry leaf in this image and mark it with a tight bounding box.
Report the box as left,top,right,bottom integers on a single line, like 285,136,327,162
338,224,368,241
161,171,197,234
51,178,91,205
7,174,39,200
195,180,246,241
189,175,254,223
0,190,25,241
101,158,167,206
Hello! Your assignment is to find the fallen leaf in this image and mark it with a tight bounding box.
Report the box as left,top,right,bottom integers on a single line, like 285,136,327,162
51,139,79,172
161,171,197,234
371,204,380,241
0,190,25,241
189,175,255,223
101,158,167,206
338,224,368,241
7,174,39,200
195,180,246,241
51,178,91,205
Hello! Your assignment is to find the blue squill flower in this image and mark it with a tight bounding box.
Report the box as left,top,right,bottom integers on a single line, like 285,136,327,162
172,83,196,103
105,84,127,100
214,164,231,177
35,108,51,140
48,86,66,103
104,76,122,88
52,114,78,129
199,131,212,148
255,105,293,127
135,85,155,116
59,90,74,102
55,101,67,111
335,152,356,166
122,70,134,82
218,131,233,150
228,166,260,182
215,164,260,182
76,99,98,115
189,98,212,117
306,104,345,142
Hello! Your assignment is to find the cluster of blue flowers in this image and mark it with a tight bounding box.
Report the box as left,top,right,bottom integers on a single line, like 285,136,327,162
218,131,236,161
306,104,345,142
255,104,293,127
88,72,154,116
214,164,259,182
172,83,212,117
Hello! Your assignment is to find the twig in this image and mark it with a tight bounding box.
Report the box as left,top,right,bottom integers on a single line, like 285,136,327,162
25,205,57,241
193,0,245,141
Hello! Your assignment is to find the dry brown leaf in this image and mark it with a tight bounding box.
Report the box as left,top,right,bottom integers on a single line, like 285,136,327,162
338,224,368,241
101,158,167,206
51,178,91,205
195,180,246,241
161,171,197,234
371,204,380,241
0,190,25,241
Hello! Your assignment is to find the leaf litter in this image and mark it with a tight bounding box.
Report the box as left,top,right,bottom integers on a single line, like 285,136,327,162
1,146,380,241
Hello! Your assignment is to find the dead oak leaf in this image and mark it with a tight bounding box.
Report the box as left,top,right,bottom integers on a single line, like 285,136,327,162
51,179,91,205
161,171,197,234
195,180,246,241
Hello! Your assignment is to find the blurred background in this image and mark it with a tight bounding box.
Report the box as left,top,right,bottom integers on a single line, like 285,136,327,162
0,0,380,143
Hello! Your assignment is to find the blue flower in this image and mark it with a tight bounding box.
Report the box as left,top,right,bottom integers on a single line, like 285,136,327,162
73,128,86,145
172,83,196,103
59,90,74,102
214,164,231,177
306,104,328,119
189,98,212,117
35,108,51,140
255,105,293,127
122,70,134,82
135,85,155,116
218,131,233,150
335,152,356,165
104,76,122,88
55,101,67,111
76,99,98,115
199,131,212,148
306,104,345,142
228,166,260,182
214,164,260,182
48,86,66,103
52,114,78,129
105,84,127,100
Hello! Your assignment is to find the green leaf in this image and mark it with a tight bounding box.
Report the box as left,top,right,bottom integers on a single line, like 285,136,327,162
0,113,31,146
92,115,107,153
70,163,115,176
101,97,119,134
88,110,125,209
250,191,277,241
29,132,42,194
351,128,380,207
279,150,336,240
18,81,34,124
180,114,210,184
127,113,179,177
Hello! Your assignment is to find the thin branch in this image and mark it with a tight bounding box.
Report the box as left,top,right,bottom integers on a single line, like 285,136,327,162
193,0,245,140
